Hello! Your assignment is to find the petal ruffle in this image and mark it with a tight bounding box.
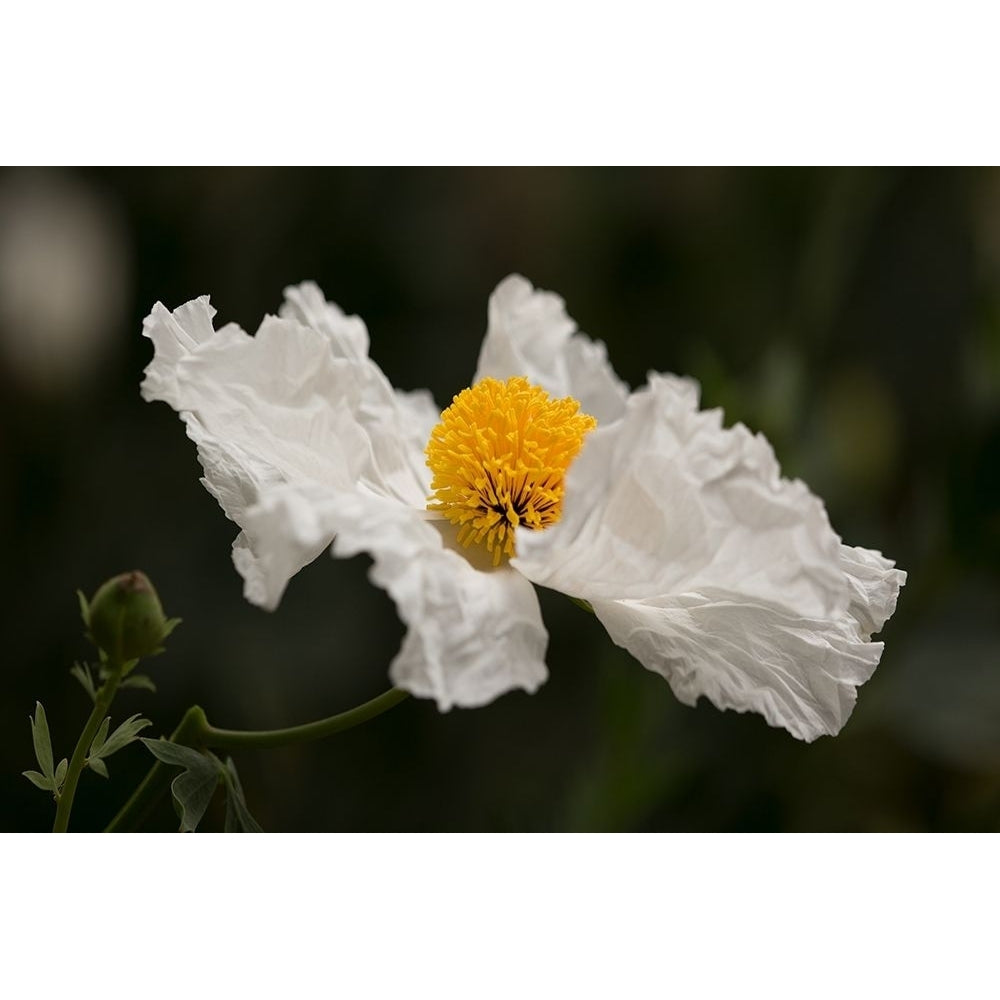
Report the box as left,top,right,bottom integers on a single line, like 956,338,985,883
515,371,906,740
475,274,629,424
142,287,549,708
840,543,907,638
279,280,370,360
141,290,435,608
591,545,904,741
515,373,848,620
591,586,885,742
329,491,549,709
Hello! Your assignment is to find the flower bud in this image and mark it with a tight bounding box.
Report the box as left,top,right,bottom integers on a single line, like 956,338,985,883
85,571,178,664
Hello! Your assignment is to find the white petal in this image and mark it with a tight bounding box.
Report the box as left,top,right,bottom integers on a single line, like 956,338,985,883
475,274,629,424
515,372,847,620
142,287,549,709
279,280,369,360
140,297,220,407
840,543,907,638
141,291,433,608
592,587,888,742
233,487,340,610
329,492,549,709
516,369,906,740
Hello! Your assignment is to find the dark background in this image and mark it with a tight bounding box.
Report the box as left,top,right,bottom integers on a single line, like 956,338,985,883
2,166,997,832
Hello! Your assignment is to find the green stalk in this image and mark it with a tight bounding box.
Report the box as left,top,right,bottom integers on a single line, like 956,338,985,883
198,687,410,750
105,687,409,832
53,665,123,833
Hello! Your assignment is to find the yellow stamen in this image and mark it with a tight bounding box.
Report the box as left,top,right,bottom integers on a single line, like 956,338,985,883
426,376,597,566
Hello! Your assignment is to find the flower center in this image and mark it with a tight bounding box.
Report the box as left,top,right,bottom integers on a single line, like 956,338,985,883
425,376,597,566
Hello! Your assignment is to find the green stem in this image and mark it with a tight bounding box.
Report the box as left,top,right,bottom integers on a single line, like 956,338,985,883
105,687,409,832
199,687,410,750
53,665,123,833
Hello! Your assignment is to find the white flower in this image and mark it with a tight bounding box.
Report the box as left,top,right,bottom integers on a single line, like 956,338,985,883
141,275,905,741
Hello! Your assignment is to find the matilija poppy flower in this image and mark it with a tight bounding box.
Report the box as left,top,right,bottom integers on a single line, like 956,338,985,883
141,275,905,741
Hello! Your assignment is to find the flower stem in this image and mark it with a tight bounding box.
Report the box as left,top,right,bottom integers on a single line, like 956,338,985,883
53,665,123,833
105,687,409,832
199,686,410,750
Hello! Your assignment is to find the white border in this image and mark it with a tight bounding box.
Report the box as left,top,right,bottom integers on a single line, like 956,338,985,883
3,834,996,998
4,4,999,164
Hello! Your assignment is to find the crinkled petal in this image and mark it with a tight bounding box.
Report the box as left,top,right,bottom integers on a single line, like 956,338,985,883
140,296,221,405
141,290,435,609
592,586,886,742
516,370,905,739
187,416,348,609
475,274,629,424
279,280,369,360
592,544,904,741
840,543,907,638
329,491,549,709
279,279,447,451
232,488,339,610
515,372,847,620
142,286,549,708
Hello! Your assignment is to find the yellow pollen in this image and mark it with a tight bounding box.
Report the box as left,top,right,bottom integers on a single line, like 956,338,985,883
425,376,597,566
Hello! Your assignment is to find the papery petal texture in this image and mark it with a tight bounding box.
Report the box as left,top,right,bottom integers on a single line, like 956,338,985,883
329,490,548,708
591,588,883,742
141,282,548,708
475,274,629,424
515,373,847,617
142,291,421,608
839,543,906,638
515,371,906,740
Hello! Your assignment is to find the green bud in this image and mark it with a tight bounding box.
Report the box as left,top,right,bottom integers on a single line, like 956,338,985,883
84,571,180,665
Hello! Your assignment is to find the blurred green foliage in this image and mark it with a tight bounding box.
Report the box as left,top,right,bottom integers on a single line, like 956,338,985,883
1,167,997,831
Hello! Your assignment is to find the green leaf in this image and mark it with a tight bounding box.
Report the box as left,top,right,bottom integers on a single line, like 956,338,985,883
70,662,98,702
77,589,90,628
93,715,151,760
141,738,211,770
221,757,263,833
54,758,68,791
120,658,140,677
141,738,222,832
120,674,157,694
22,770,52,792
89,717,111,758
30,702,55,780
88,757,109,779
172,765,221,832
